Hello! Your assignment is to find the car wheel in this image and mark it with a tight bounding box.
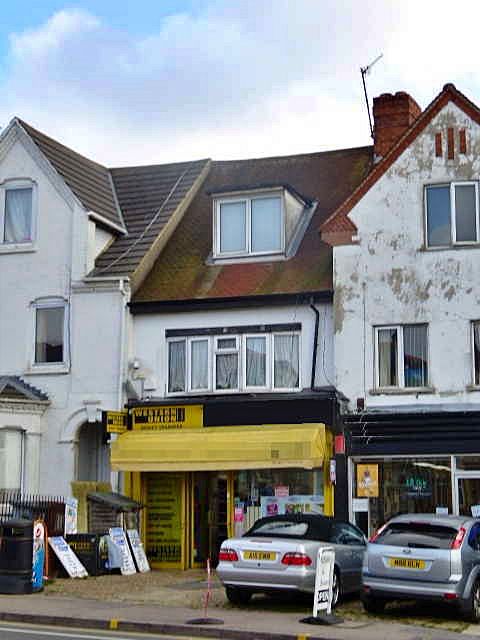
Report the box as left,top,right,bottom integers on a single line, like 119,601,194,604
361,593,387,614
460,580,480,623
331,568,341,608
225,586,252,605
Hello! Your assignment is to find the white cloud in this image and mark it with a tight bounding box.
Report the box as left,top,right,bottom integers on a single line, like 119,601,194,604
2,1,480,165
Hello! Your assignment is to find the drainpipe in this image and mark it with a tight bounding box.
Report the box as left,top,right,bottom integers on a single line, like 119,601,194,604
310,302,320,390
112,277,129,493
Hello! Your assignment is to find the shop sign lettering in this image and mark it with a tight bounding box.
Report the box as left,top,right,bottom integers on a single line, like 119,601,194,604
132,405,203,430
404,476,431,497
103,410,129,433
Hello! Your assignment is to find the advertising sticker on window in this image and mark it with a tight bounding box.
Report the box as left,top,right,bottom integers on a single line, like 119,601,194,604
357,464,379,498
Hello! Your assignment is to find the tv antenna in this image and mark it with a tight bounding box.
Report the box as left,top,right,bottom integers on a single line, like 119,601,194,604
361,53,383,139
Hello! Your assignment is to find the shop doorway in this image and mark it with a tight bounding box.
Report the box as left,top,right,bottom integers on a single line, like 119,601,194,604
458,478,480,516
144,471,233,569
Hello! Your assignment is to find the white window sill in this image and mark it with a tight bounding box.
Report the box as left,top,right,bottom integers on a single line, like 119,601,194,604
24,364,70,376
420,244,480,252
369,386,435,396
166,387,302,398
208,252,286,266
0,243,36,254
466,385,480,392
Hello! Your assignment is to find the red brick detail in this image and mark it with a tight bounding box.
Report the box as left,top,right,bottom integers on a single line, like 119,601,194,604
321,84,480,243
459,128,467,154
373,92,421,158
447,127,454,159
435,132,442,157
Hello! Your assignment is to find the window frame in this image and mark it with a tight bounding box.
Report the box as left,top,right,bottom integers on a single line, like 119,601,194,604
213,191,285,259
374,324,429,390
425,181,480,248
31,297,70,372
471,321,480,387
0,179,37,250
165,330,301,396
0,427,25,491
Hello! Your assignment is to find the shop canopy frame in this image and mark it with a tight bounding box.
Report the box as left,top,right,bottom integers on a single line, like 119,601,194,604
111,423,326,472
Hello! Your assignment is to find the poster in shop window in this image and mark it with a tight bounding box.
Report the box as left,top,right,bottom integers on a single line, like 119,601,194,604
357,464,379,497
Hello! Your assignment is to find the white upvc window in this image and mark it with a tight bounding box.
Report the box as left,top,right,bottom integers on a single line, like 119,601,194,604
425,182,480,247
32,298,69,369
0,179,36,248
0,428,24,490
214,193,284,258
374,324,429,389
166,330,300,395
214,336,240,392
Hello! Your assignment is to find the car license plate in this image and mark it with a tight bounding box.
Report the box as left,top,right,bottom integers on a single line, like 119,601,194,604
388,557,426,570
243,550,276,561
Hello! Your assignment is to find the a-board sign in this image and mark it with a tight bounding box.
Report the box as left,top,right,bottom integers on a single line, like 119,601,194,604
313,546,335,617
109,527,137,575
32,520,46,591
127,529,150,573
48,536,88,578
103,410,129,433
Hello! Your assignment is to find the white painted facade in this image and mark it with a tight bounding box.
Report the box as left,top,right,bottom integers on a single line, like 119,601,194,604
334,101,480,412
131,303,334,399
0,123,128,495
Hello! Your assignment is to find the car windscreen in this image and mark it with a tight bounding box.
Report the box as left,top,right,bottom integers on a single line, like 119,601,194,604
374,522,458,549
245,516,332,540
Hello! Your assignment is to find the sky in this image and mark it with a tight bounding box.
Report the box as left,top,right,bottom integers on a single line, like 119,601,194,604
1,0,480,166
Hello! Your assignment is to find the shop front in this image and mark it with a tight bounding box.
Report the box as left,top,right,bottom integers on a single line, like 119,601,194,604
110,402,335,569
345,411,480,536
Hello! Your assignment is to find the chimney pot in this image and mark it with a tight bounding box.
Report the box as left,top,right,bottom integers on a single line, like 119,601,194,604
373,91,421,158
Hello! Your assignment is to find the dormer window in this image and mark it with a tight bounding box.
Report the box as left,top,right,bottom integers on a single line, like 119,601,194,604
214,192,284,258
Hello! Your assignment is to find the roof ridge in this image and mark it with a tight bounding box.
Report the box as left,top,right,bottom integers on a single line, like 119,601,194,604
213,144,373,166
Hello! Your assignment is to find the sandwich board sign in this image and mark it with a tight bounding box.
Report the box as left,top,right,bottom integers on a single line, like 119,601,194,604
313,546,335,617
127,529,150,573
48,536,88,578
109,527,136,575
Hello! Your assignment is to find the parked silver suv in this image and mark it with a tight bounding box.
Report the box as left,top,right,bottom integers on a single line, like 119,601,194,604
362,514,480,622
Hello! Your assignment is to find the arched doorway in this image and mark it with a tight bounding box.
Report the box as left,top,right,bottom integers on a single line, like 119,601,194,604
77,422,109,482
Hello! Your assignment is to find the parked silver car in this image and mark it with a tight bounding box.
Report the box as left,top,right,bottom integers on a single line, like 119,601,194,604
217,513,366,605
362,513,480,621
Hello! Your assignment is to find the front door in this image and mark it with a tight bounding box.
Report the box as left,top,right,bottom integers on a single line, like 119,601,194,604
191,471,233,567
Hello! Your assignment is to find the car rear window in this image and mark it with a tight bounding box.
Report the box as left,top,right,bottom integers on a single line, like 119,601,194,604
374,522,458,549
246,516,332,540
248,520,309,537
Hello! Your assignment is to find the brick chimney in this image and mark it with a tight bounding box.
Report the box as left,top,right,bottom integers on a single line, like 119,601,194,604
373,91,421,158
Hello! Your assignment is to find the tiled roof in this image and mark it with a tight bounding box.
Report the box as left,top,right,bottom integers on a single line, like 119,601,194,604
133,146,373,303
91,159,209,282
321,84,480,244
17,119,124,231
0,376,49,402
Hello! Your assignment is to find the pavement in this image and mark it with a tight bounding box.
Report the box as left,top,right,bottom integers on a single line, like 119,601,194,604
0,590,479,640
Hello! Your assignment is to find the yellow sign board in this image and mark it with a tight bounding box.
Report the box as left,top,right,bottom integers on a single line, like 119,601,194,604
103,410,128,433
357,463,379,498
131,405,203,430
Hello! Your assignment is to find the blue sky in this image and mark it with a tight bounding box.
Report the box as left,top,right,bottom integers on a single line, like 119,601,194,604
1,1,480,165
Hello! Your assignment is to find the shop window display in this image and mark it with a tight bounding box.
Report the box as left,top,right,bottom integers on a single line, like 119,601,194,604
233,468,323,536
354,458,451,534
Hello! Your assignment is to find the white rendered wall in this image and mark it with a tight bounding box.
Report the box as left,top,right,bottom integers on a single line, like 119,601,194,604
334,102,480,411
0,133,125,495
132,302,334,398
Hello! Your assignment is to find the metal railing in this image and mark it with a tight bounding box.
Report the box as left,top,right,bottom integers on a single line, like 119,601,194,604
0,490,66,536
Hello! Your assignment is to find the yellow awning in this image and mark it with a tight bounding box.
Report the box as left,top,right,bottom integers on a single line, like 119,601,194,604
111,423,326,472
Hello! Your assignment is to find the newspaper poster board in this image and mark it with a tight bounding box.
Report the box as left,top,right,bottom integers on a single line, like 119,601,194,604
48,536,88,578
127,529,150,573
109,527,137,575
313,546,335,617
